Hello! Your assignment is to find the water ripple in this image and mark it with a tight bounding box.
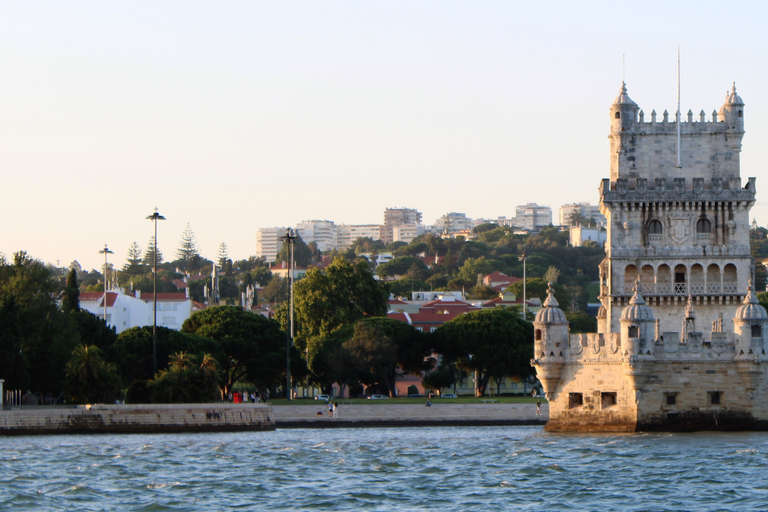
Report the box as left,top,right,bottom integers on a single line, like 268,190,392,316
4,428,768,510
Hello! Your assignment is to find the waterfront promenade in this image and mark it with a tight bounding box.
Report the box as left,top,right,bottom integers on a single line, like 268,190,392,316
272,402,547,428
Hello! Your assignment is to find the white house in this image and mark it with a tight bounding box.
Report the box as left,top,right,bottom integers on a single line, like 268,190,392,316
79,289,193,333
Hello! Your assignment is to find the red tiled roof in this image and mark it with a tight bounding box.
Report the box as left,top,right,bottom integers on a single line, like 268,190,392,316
134,292,189,302
79,291,119,307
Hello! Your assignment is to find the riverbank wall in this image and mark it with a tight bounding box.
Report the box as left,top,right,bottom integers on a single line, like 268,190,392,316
273,402,547,428
0,403,274,435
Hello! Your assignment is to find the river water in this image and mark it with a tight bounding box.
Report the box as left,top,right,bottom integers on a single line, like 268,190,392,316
2,426,767,511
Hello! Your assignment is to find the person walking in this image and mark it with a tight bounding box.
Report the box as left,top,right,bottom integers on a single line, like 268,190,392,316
333,402,339,418
536,398,542,415
328,401,334,418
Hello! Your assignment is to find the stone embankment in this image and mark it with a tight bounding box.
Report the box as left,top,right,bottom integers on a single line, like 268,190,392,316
0,403,274,435
273,402,548,428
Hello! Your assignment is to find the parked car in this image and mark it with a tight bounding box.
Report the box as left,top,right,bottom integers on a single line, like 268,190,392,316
315,395,331,401
367,394,390,400
441,393,458,398
408,394,425,398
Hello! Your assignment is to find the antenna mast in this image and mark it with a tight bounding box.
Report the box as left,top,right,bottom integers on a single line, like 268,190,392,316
677,46,682,168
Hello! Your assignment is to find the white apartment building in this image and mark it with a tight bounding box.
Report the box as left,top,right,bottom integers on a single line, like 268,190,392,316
559,202,607,227
296,220,338,252
392,224,423,244
337,224,383,249
256,227,287,263
436,212,472,233
569,225,607,247
514,203,552,231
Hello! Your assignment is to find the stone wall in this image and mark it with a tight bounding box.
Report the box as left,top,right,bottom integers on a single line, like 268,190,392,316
0,403,274,435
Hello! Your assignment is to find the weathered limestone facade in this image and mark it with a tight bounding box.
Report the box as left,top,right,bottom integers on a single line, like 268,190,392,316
532,84,768,432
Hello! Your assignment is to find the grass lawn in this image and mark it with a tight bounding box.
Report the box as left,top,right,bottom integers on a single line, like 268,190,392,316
268,396,545,406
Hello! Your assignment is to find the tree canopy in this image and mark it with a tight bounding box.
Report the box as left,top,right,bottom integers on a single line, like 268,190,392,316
282,257,389,353
433,308,534,396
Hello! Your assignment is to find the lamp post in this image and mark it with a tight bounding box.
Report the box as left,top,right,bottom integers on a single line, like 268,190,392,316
98,244,114,325
280,228,298,400
146,208,166,376
519,251,528,319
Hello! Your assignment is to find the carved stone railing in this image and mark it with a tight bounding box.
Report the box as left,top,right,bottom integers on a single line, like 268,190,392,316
619,282,740,296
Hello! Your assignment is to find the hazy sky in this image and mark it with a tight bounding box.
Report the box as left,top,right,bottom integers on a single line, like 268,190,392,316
3,1,768,271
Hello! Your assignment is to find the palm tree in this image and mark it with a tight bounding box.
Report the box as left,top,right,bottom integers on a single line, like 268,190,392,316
65,345,121,404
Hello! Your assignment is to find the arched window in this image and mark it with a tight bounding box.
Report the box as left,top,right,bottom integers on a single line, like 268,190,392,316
697,218,711,233
628,325,639,338
752,325,762,338
615,112,621,119
648,220,663,234
535,329,542,341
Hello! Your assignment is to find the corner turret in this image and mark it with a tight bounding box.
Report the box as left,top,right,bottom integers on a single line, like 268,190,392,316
610,82,639,133
532,282,569,400
619,280,655,355
719,82,745,142
733,280,768,358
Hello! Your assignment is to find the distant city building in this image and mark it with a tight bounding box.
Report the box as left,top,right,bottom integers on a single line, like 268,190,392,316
256,227,287,263
569,225,607,247
391,223,423,244
436,212,472,233
382,207,423,244
296,220,338,252
514,203,552,230
559,202,607,227
337,224,383,249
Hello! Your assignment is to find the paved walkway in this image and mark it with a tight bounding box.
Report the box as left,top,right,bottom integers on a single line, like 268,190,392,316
271,402,548,428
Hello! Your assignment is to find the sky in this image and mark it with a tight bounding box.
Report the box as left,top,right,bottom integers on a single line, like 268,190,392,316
3,1,768,271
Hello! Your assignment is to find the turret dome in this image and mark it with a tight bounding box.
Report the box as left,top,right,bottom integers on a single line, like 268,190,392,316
620,282,654,322
613,82,638,107
723,82,744,106
535,282,567,325
734,280,767,321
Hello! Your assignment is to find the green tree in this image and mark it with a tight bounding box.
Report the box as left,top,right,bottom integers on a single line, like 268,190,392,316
261,275,288,304
283,258,388,353
182,305,302,395
61,268,80,313
109,326,223,384
252,267,273,287
422,360,459,395
377,256,429,280
433,308,533,396
309,317,428,397
343,322,398,396
122,242,145,275
0,252,79,395
566,312,597,333
507,278,571,311
64,345,122,404
147,351,221,403
176,223,200,266
143,236,163,266
276,235,313,267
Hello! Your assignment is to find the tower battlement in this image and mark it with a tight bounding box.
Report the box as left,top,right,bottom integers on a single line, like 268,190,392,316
609,82,745,182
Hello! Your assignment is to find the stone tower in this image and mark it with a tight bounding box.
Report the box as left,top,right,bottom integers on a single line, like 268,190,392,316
598,82,755,338
531,83,768,432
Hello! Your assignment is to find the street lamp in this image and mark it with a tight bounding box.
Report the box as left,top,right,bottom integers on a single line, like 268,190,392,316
98,244,114,325
519,251,528,319
146,207,166,376
279,228,298,401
